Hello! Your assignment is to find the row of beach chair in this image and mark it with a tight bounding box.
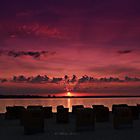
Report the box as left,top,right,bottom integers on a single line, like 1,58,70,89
4,104,140,134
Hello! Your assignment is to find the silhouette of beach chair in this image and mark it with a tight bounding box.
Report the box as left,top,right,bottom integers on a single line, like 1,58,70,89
23,108,44,134
112,104,128,114
137,104,140,113
43,106,53,118
113,106,133,129
5,106,25,120
56,106,69,123
72,105,84,114
92,105,109,122
27,105,43,110
75,108,95,131
128,106,139,120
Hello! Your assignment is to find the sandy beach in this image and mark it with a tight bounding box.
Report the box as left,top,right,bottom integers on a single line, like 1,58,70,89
0,112,140,140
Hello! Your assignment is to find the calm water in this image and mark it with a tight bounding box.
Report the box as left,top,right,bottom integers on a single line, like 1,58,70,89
0,97,140,113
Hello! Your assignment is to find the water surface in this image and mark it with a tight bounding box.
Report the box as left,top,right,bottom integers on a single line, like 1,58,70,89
0,97,140,113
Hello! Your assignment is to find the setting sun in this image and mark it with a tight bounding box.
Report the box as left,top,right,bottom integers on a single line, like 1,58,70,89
67,92,71,96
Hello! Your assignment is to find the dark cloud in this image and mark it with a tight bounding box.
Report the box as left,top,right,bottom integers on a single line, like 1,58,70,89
0,50,56,59
1,74,140,84
117,50,133,54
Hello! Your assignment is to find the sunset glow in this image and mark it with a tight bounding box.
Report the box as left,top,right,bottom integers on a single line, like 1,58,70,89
0,1,140,139
0,0,139,96
0,0,139,79
67,92,71,96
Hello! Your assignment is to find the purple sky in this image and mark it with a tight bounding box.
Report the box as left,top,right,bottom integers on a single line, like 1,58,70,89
0,0,140,78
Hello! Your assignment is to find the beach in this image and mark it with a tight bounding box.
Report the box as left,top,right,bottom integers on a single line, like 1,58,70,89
0,112,140,140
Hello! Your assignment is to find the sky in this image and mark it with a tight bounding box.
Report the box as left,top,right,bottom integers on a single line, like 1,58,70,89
0,0,140,78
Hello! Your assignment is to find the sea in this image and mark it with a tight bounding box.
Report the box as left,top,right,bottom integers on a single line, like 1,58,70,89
0,96,140,113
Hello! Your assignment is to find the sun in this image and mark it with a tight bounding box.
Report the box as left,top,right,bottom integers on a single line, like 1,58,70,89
67,92,71,96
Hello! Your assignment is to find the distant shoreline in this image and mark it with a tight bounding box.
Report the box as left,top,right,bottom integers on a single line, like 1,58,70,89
0,95,140,99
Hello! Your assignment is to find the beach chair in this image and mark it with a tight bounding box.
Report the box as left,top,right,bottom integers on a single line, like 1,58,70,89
5,106,25,120
92,105,109,122
137,104,140,113
112,104,128,114
23,109,44,134
113,107,133,129
43,106,53,118
56,105,64,114
75,108,95,131
128,106,139,120
57,105,64,110
72,105,84,114
56,107,69,123
27,105,43,110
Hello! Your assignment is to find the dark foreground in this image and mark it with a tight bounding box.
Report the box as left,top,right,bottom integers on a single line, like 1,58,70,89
0,105,140,140
0,113,140,140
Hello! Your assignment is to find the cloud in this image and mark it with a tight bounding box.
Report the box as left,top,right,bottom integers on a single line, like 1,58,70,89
117,50,133,54
88,65,140,77
17,24,62,39
0,50,56,59
0,23,64,41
